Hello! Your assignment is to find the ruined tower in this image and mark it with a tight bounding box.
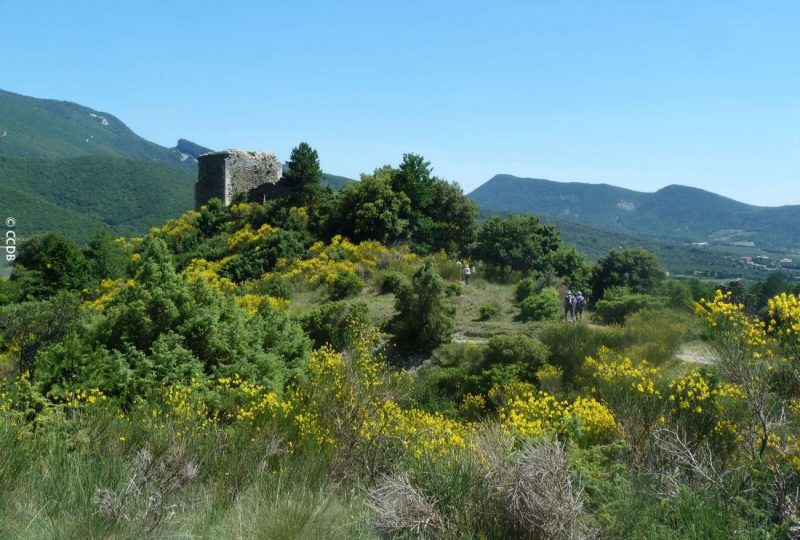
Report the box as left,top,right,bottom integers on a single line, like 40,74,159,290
195,149,284,208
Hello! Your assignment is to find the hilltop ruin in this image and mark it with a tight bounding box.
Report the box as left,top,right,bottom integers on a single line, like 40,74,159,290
195,149,284,208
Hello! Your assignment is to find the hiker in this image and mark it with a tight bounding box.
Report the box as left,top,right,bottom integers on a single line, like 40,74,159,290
464,264,472,285
564,290,576,322
575,292,586,321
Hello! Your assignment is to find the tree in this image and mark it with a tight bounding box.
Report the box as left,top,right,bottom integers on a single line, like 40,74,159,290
471,214,561,278
391,262,456,352
0,292,82,376
547,246,590,291
392,153,435,212
414,180,478,253
84,229,128,281
12,233,88,298
589,248,665,302
329,168,411,243
284,142,323,207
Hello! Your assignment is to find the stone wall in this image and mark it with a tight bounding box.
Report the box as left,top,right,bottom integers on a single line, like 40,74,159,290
195,149,283,208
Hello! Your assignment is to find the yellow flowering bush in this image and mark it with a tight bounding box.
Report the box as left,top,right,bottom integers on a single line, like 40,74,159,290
498,389,616,447
234,294,290,315
276,235,390,286
586,347,664,449
83,278,134,311
227,223,279,251
181,258,237,295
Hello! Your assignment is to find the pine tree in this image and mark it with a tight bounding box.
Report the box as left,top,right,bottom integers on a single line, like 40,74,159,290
284,142,323,207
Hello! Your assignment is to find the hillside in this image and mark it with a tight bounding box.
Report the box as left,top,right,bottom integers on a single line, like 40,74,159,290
469,174,800,252
0,89,194,168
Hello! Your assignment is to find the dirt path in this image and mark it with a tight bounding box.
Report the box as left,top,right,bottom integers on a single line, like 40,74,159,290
676,341,717,365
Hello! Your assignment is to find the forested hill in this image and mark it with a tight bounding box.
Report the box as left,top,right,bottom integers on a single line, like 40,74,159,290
0,88,195,167
469,174,800,251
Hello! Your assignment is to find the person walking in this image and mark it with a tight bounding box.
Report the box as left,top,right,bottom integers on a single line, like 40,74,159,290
564,290,576,322
575,292,586,321
464,264,472,285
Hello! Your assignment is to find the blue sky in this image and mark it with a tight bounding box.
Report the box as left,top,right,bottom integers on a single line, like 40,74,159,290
3,0,799,205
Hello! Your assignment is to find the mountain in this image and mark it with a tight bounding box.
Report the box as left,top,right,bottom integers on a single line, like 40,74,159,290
469,175,800,252
171,138,214,164
0,89,194,168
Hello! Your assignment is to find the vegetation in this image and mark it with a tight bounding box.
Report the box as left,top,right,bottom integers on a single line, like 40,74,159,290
1,146,799,537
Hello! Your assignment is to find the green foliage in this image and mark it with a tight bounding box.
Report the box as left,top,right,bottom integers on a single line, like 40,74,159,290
547,246,590,291
283,142,324,207
590,247,665,302
514,276,539,303
478,302,500,321
538,323,624,387
84,229,128,281
0,292,82,375
328,270,364,300
220,230,307,282
485,333,549,373
253,275,294,299
96,238,309,391
518,287,561,322
391,262,456,352
0,156,195,244
196,198,230,237
471,214,561,278
297,301,371,350
330,170,411,244
593,286,664,325
379,271,409,294
12,233,88,298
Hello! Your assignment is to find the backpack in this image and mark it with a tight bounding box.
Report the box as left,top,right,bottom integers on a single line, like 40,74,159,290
564,294,574,308
576,295,586,307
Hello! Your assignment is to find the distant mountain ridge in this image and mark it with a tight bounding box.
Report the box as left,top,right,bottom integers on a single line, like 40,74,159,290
468,175,800,252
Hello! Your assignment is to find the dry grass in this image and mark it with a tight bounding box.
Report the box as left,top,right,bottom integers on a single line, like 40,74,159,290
367,473,451,538
488,440,592,540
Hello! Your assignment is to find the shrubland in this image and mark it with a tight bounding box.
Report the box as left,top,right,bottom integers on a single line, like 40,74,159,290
0,145,798,537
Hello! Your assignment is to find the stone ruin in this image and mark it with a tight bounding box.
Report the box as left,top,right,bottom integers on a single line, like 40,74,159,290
195,149,285,209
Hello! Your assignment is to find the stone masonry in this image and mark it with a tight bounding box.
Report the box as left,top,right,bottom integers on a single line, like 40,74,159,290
195,149,284,208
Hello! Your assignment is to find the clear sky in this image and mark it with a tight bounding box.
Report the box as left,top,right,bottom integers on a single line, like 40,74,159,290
3,0,799,206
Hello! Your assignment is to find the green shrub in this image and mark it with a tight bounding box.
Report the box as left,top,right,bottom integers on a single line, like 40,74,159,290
380,271,409,294
478,302,500,321
485,333,549,373
593,286,664,325
391,262,456,352
328,270,364,300
255,275,294,299
518,287,560,321
539,322,626,387
297,301,370,350
514,276,538,303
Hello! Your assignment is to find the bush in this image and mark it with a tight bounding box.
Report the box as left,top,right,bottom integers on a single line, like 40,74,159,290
380,271,409,294
297,301,371,350
478,302,500,321
518,287,560,322
593,286,664,325
539,323,626,387
391,262,456,352
255,275,294,300
328,270,364,300
514,276,538,303
485,333,549,373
